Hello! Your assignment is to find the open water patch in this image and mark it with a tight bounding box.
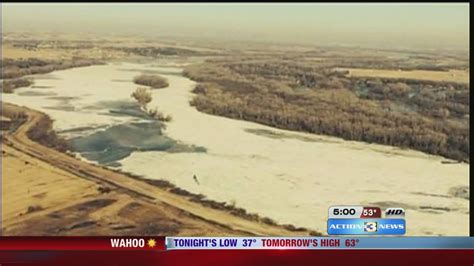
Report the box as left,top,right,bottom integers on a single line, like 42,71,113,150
69,122,206,166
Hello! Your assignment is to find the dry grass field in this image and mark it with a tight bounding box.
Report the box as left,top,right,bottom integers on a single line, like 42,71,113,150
340,68,469,84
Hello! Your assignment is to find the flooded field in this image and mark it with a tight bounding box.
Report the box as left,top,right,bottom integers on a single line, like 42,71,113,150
3,61,469,236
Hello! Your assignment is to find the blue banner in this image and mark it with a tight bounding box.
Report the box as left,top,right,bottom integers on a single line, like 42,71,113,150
327,218,406,235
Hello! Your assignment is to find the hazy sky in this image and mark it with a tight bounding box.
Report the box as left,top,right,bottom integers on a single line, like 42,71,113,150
2,3,469,49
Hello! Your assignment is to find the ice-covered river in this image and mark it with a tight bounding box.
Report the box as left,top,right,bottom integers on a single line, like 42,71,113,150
3,61,469,235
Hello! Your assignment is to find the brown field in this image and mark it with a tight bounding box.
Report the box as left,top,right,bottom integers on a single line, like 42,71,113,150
4,145,242,236
340,68,469,84
3,45,67,60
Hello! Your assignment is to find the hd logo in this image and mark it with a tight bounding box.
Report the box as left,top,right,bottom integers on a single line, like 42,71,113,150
364,221,378,232
385,208,405,218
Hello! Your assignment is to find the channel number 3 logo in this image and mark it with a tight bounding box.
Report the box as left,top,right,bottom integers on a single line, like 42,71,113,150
364,221,378,232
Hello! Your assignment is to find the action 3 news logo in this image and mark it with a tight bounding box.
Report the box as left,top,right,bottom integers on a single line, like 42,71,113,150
327,219,405,235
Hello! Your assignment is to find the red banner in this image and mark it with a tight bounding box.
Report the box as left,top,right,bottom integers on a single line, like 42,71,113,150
0,237,166,251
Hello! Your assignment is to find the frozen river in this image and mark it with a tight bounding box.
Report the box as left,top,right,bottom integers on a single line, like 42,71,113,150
3,61,469,235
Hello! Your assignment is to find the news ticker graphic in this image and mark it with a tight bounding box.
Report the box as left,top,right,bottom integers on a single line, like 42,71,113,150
327,206,406,235
166,237,472,250
1,237,473,251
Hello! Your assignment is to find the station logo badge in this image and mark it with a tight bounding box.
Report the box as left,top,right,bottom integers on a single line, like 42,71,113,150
364,221,378,232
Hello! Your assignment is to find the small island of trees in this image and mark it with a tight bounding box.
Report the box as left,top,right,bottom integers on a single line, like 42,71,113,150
133,74,169,89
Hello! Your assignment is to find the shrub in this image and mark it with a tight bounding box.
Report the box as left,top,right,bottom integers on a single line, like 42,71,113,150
131,87,152,110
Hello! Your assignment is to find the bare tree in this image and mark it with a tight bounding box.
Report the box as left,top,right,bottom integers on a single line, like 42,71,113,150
131,87,173,122
131,87,152,111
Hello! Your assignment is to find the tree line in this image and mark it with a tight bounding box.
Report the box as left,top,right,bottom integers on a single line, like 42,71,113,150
1,58,102,93
184,59,469,162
